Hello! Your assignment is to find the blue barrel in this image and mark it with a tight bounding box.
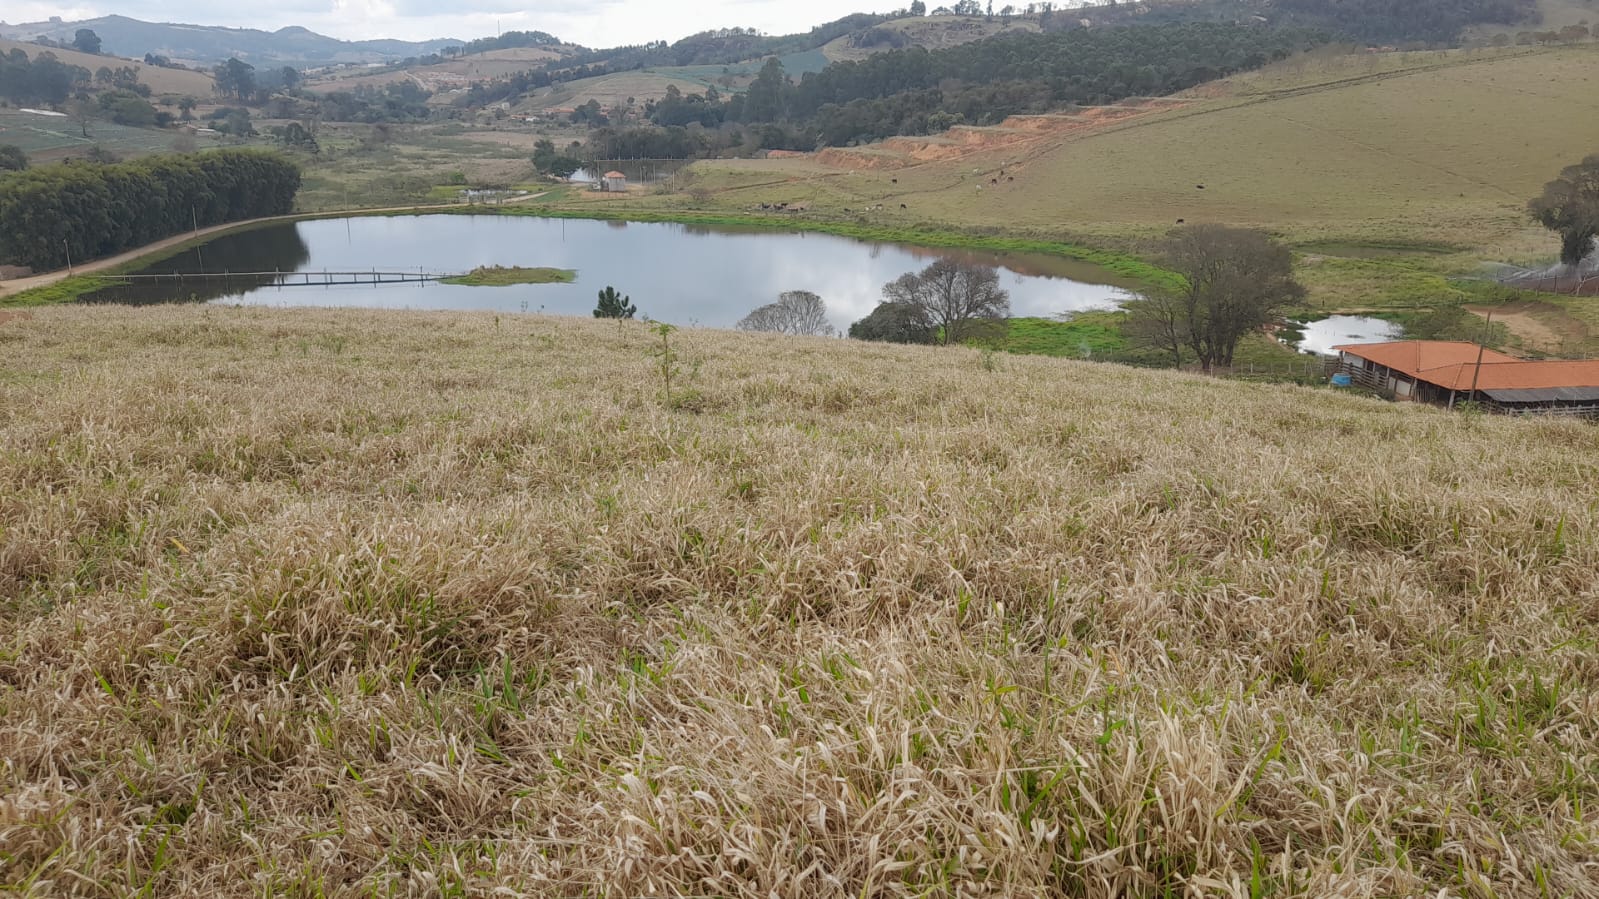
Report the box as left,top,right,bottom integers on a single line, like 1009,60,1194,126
1330,373,1353,387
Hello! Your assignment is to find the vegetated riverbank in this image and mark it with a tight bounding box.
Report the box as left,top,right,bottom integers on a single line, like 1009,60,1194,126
3,304,1596,896
485,204,1183,291
0,203,1168,308
440,265,577,287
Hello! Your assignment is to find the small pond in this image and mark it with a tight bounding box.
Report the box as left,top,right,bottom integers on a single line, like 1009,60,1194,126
82,215,1138,331
1291,315,1403,356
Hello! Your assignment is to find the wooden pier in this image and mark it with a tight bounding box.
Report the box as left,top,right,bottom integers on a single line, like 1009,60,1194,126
102,270,453,287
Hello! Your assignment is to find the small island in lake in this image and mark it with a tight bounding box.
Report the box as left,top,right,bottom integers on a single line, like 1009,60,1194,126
442,266,577,287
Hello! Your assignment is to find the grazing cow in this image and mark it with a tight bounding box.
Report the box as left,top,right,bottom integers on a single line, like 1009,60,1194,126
900,203,908,209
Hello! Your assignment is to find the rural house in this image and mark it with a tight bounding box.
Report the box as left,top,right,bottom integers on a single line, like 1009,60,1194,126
601,171,628,192
1335,340,1599,415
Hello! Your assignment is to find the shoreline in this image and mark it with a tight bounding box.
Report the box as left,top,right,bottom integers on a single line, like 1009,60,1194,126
1,198,1173,307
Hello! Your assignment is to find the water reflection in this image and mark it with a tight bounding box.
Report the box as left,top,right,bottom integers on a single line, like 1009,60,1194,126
82,226,312,305
1293,315,1403,355
83,215,1137,330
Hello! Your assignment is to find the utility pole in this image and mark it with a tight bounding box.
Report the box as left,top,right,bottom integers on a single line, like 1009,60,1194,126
63,239,73,275
1468,308,1493,399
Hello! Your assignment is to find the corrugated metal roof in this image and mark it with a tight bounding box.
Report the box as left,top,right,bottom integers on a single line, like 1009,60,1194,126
1336,341,1599,392
1482,386,1599,403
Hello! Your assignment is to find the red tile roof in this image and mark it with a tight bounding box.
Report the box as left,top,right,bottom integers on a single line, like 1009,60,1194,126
1336,341,1599,391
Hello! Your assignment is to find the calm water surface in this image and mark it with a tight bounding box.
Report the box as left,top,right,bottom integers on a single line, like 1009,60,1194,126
1293,315,1403,356
84,215,1138,331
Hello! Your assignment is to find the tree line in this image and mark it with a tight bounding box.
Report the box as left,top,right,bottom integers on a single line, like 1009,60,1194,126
1,49,92,106
557,23,1326,153
782,22,1327,143
0,150,301,271
1051,0,1535,46
554,14,894,72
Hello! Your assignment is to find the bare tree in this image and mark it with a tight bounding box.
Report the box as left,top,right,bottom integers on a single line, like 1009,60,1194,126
883,259,1010,346
1122,289,1187,367
737,290,836,336
69,99,95,139
1124,224,1305,372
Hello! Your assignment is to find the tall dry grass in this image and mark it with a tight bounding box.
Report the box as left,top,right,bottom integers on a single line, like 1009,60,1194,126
1,305,1596,897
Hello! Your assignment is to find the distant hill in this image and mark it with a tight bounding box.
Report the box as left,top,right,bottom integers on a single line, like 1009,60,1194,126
0,36,215,96
303,46,580,96
0,15,461,66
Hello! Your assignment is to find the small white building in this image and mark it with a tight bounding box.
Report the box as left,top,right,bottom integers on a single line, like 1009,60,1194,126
601,170,628,192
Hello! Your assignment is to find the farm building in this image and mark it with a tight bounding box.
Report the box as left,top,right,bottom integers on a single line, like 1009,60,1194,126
1335,340,1599,415
601,171,628,192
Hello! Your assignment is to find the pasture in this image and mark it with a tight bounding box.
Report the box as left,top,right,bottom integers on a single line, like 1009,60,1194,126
0,108,222,162
1,304,1596,895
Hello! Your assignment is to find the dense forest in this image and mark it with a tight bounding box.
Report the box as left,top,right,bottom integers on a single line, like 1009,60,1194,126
1273,0,1538,44
793,23,1326,119
616,23,1327,149
1076,0,1539,45
0,150,301,271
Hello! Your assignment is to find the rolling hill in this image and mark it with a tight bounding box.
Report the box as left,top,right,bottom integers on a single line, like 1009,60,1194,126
680,43,1599,256
0,36,215,96
301,46,579,96
0,15,459,66
820,14,1041,63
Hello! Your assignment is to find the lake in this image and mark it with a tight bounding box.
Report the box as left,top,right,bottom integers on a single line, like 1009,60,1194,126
82,215,1138,331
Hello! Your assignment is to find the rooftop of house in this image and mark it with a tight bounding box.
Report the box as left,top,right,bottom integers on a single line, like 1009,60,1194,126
1336,340,1599,393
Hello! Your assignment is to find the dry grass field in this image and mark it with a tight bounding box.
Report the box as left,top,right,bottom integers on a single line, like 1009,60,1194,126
526,71,721,113
303,47,575,97
2,304,1597,896
0,38,215,97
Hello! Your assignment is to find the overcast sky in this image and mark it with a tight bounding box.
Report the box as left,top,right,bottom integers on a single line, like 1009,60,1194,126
3,1,904,48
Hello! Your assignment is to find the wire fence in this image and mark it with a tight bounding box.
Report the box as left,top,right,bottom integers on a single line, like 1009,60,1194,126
1206,358,1340,380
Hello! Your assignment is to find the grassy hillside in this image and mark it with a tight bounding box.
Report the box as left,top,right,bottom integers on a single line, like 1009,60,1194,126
0,37,215,96
0,108,224,163
673,44,1598,252
820,14,1041,62
303,46,577,96
2,304,1596,895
